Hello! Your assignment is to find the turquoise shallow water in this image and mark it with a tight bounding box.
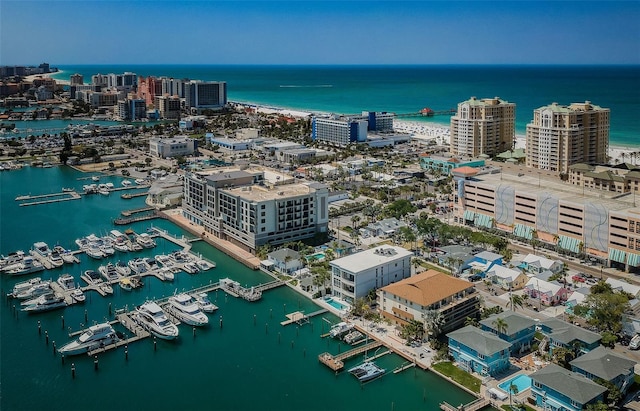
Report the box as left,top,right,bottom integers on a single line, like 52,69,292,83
0,166,476,411
50,64,640,147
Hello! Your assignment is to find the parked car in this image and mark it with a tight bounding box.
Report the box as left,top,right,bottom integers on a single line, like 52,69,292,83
468,275,482,282
572,274,586,283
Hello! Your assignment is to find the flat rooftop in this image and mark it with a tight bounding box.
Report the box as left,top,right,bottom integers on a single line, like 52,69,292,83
470,171,637,212
223,183,315,201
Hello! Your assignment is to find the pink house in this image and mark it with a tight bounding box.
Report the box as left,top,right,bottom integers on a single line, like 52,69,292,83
524,278,569,306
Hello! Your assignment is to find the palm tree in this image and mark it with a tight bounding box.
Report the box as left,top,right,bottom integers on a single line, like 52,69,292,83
508,293,524,311
422,310,444,339
350,215,361,230
464,316,479,327
509,383,519,409
492,317,508,336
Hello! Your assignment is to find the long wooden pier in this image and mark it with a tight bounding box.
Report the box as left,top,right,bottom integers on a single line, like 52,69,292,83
114,212,162,225
17,191,81,206
280,309,328,326
318,340,383,371
121,191,149,199
440,398,490,411
121,206,156,217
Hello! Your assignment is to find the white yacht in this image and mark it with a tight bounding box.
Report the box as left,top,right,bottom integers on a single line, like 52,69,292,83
128,241,143,252
32,242,52,258
167,293,209,326
0,250,26,268
99,188,110,196
21,293,67,313
119,278,133,291
158,267,175,282
128,258,149,274
134,178,145,185
81,269,101,285
92,176,100,182
115,260,131,276
121,180,132,187
99,263,119,282
136,233,156,249
195,259,215,271
329,322,354,338
70,289,86,303
192,292,218,313
105,182,114,189
56,273,76,291
348,361,386,382
85,246,105,260
9,277,43,298
58,323,119,356
5,256,44,276
134,302,179,340
182,262,200,274
48,251,65,268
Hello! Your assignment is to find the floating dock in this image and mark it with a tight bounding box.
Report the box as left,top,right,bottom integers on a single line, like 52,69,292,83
318,340,383,371
16,191,81,206
280,309,328,326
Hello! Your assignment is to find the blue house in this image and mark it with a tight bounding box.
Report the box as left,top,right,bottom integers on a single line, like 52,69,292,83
570,346,637,395
480,311,536,355
447,325,511,377
460,251,503,276
530,364,606,411
539,318,601,355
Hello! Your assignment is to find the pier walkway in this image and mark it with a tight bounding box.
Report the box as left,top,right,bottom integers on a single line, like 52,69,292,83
121,206,155,217
280,309,328,326
16,191,81,206
121,191,149,199
318,340,383,371
440,398,490,411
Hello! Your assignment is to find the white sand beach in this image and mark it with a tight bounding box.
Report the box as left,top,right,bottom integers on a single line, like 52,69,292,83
23,70,69,86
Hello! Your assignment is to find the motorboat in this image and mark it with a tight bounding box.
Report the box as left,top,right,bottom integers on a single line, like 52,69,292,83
128,258,149,274
71,289,86,303
99,188,109,196
344,330,365,345
119,278,133,291
59,250,79,264
99,263,120,282
128,242,143,252
56,273,77,290
115,260,131,276
92,176,100,181
166,293,209,326
48,251,65,268
169,251,191,263
0,250,25,268
155,254,173,267
134,178,145,185
121,180,132,187
9,277,43,298
81,269,101,284
62,187,75,192
192,292,218,313
58,323,119,356
195,259,215,271
5,256,44,276
32,241,52,257
100,242,115,257
85,246,105,259
329,322,354,339
158,267,175,281
135,233,156,249
134,301,179,340
348,361,386,382
182,262,200,274
99,282,114,295
4,255,44,275
21,293,67,313
113,241,130,253
105,182,114,189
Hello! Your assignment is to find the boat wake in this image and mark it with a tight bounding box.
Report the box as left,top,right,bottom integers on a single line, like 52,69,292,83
279,85,333,88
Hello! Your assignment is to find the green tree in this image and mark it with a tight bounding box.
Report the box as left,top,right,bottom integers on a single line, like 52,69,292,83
595,378,623,405
492,317,508,335
585,402,613,411
509,383,519,410
508,293,524,311
600,331,618,348
385,199,416,220
464,316,479,327
422,309,444,338
551,346,576,369
576,289,630,333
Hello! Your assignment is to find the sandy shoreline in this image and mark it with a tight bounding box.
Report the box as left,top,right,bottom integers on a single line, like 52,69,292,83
23,70,70,86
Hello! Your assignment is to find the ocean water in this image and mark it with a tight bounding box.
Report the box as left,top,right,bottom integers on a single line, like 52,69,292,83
50,64,640,147
0,166,476,411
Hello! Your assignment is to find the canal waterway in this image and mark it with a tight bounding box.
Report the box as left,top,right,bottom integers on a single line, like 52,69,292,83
0,166,475,411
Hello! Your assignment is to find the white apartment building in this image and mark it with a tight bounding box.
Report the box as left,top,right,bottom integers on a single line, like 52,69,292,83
149,136,196,158
311,116,368,147
182,169,329,253
526,101,609,175
450,97,515,158
330,246,412,304
185,80,227,112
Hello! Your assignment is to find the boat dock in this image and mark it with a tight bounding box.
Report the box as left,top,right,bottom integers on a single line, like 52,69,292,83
440,398,490,411
121,191,148,199
114,212,162,225
121,206,155,217
280,309,328,326
86,313,151,356
16,191,81,207
318,340,383,371
393,361,416,374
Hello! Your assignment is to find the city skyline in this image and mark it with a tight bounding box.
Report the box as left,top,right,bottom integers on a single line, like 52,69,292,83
1,0,639,66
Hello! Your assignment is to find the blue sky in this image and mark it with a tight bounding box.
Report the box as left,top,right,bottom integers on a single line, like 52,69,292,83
1,1,639,65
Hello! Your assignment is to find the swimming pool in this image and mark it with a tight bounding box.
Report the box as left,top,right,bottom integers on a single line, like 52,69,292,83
306,252,326,262
498,374,532,393
324,297,348,311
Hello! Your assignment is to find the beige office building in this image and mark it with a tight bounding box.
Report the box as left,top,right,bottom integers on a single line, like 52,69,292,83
526,101,609,175
450,97,515,158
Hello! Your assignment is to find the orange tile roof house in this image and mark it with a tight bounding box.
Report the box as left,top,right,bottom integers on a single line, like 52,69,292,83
377,269,480,336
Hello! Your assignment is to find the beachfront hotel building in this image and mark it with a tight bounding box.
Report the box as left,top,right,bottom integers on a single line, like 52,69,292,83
155,94,181,120
449,97,515,158
526,101,609,175
329,246,412,304
184,80,227,112
453,171,640,271
70,73,84,86
182,168,329,253
377,269,479,336
117,95,147,121
311,115,368,147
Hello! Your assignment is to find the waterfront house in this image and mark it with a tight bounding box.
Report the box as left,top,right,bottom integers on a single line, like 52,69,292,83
447,325,511,377
486,265,528,290
330,246,412,304
538,318,601,355
520,254,564,275
265,248,303,275
479,311,536,355
570,346,637,394
530,363,607,411
378,269,479,336
524,278,568,306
